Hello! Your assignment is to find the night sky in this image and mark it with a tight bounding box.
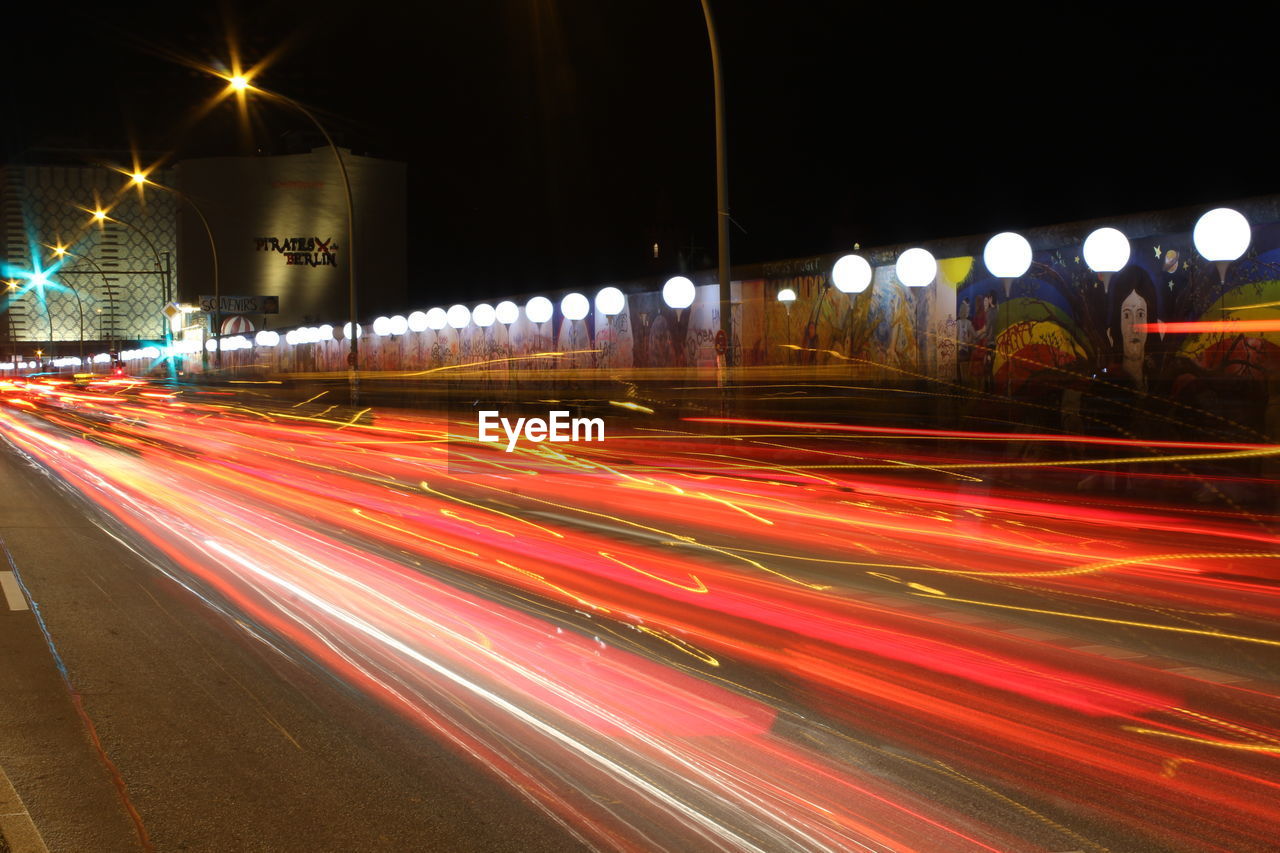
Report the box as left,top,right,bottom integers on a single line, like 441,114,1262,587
6,0,1274,303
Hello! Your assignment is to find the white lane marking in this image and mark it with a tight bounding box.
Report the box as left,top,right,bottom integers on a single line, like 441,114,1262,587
0,571,28,611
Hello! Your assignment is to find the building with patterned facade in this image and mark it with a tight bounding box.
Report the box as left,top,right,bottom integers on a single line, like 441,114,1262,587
1,147,406,360
1,159,176,357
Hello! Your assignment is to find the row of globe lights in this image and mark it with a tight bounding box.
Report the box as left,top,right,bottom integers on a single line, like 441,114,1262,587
112,206,1254,364
350,286,632,340
820,207,1253,299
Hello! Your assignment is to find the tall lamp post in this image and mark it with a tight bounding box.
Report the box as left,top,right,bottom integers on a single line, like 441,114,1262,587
226,73,359,404
1193,207,1251,324
983,231,1033,402
128,171,223,368
700,0,733,368
89,208,170,335
48,247,91,366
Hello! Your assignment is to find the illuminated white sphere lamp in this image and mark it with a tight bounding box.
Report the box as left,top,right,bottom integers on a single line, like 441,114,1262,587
407,311,429,333
525,296,553,325
896,248,937,287
342,322,363,339
595,286,625,316
984,232,1032,296
832,254,872,294
495,300,520,326
662,276,696,310
777,287,797,305
560,292,589,321
472,303,496,328
372,316,392,337
446,304,471,330
255,330,280,347
425,307,448,331
984,231,1032,276
389,315,409,336
1082,227,1130,292
1193,207,1251,284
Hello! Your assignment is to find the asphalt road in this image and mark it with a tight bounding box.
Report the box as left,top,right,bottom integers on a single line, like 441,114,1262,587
0,444,587,852
0,376,1278,851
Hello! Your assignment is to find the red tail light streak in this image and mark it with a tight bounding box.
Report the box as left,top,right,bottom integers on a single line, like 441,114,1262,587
1,382,1277,851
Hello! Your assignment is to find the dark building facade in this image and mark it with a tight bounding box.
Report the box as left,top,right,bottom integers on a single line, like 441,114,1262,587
176,149,407,331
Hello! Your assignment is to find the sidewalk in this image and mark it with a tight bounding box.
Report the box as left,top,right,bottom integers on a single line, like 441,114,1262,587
0,451,143,852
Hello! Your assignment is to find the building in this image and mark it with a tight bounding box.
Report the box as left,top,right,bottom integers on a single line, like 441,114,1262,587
1,157,176,355
0,147,407,358
175,148,407,332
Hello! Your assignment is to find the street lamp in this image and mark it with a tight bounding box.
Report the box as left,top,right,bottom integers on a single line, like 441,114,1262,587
1082,227,1131,292
222,72,359,402
1194,207,1251,324
127,171,223,368
983,231,1032,296
896,248,937,288
560,292,589,321
495,300,519,370
446,304,471,330
832,254,872,294
87,207,171,342
1193,207,1251,285
662,276,696,321
47,247,90,365
700,0,733,368
777,287,796,358
595,287,625,317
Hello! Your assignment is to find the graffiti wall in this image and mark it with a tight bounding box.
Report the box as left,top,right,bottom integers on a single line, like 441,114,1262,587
158,209,1280,443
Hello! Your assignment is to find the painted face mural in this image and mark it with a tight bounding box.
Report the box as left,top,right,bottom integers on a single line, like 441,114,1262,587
1119,288,1148,362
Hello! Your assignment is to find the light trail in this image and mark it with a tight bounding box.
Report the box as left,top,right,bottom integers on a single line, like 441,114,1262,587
0,375,1277,851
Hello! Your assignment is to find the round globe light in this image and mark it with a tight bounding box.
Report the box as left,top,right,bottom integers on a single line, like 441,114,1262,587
285,330,299,346
663,276,696,309
473,303,496,328
389,315,409,336
561,292,589,321
1193,207,1251,262
595,286,625,316
832,254,872,294
446,304,471,329
205,339,217,352
896,248,937,287
495,300,520,326
342,322,363,339
317,324,334,340
983,232,1032,279
408,311,429,332
372,316,393,337
777,288,797,303
1082,227,1131,273
425,308,448,331
525,296,554,324
255,330,280,347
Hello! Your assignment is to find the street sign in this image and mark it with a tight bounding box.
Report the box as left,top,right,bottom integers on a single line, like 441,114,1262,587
199,295,279,314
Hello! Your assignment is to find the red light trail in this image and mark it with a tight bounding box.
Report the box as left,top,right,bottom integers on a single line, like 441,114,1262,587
1,377,1277,851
